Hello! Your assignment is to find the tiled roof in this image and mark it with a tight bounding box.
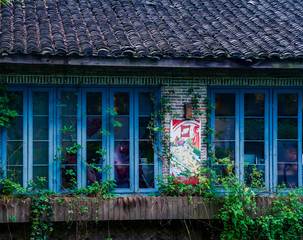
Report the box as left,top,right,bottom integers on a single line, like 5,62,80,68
1,0,303,60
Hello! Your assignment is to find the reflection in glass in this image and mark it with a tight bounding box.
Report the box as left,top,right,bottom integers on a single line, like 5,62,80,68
278,164,298,188
33,166,49,184
215,142,235,160
114,141,129,164
87,165,102,185
278,141,298,163
139,165,154,188
139,93,152,115
278,118,297,139
244,118,264,140
7,142,23,165
244,165,265,187
33,142,49,164
139,117,150,139
114,165,130,188
244,142,264,164
244,94,264,116
215,118,235,140
7,166,23,186
61,92,77,115
114,117,129,139
33,117,49,140
139,141,154,164
215,94,235,116
87,117,102,139
278,94,297,116
114,92,129,115
87,92,102,115
7,117,23,140
33,92,49,115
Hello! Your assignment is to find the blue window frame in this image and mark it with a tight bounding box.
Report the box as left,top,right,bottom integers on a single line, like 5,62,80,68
0,86,160,193
210,88,302,189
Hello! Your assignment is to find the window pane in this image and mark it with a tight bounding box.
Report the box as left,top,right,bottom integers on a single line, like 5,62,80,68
7,141,23,165
139,93,153,115
87,141,103,164
139,165,154,188
245,118,264,140
7,166,23,186
215,118,235,140
215,93,235,116
33,166,49,184
278,164,298,188
244,142,265,164
87,165,102,184
61,117,77,140
61,92,77,115
87,92,102,115
114,92,129,115
244,165,265,186
278,118,297,139
114,141,129,164
33,117,49,140
215,142,235,160
244,93,264,116
33,142,49,164
7,117,23,140
61,166,77,189
8,92,23,114
278,141,298,163
139,141,154,164
33,92,49,115
114,165,130,188
114,117,129,139
278,94,297,116
139,117,150,139
87,117,102,139
61,141,78,164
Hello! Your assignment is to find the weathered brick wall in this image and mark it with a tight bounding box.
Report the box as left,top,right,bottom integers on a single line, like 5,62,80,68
160,79,208,177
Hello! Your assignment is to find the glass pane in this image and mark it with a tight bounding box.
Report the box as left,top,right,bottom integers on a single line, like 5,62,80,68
213,164,235,179
33,142,49,164
87,164,102,184
87,92,102,115
215,142,235,160
245,118,264,140
61,92,77,115
244,93,264,116
244,142,265,164
278,141,298,163
33,166,49,185
139,117,150,139
87,117,102,139
61,117,77,140
87,141,103,164
7,166,23,186
278,94,298,116
139,165,154,188
114,92,129,115
215,93,235,116
114,117,129,139
61,166,77,189
7,116,23,140
114,165,129,188
114,141,129,164
8,92,23,114
61,141,78,165
33,117,49,140
33,92,49,115
278,164,298,188
215,118,235,140
139,141,154,164
278,118,297,139
139,93,153,115
244,165,265,187
7,141,23,165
